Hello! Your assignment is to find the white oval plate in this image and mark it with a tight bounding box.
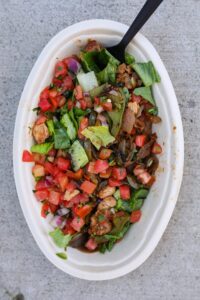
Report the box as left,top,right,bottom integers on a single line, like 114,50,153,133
13,19,184,280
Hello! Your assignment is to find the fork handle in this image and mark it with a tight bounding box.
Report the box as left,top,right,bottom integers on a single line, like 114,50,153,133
119,0,164,49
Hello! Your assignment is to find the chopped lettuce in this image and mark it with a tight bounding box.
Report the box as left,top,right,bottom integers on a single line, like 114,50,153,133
80,51,100,73
77,71,99,92
89,83,110,98
56,252,67,259
31,142,53,154
134,86,155,106
69,140,89,171
68,109,78,131
49,228,72,248
107,89,126,137
115,188,149,213
61,113,77,140
81,126,115,150
125,52,135,65
80,49,119,84
46,120,55,135
97,62,118,84
132,61,160,87
54,128,70,149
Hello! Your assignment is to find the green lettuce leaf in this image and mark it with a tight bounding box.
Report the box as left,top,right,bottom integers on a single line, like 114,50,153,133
125,52,135,65
132,61,160,87
61,113,77,140
81,126,115,150
46,120,55,135
56,252,67,260
49,228,72,248
54,128,70,149
80,51,100,73
77,71,99,92
69,140,89,171
31,142,53,154
97,62,118,84
134,86,156,106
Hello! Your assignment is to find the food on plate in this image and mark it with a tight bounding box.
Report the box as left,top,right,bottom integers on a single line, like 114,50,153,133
22,39,162,255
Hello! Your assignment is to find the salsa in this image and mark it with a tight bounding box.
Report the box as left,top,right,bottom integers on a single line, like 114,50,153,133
22,40,162,255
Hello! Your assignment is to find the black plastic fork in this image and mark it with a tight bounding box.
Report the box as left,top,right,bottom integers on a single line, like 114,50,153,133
107,0,164,62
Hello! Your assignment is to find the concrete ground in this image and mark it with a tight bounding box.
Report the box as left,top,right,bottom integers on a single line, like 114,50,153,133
0,0,200,299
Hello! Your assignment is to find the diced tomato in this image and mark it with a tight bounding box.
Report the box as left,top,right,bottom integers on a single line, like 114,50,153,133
52,77,62,87
94,97,100,105
38,98,51,112
70,217,85,232
100,167,112,179
41,202,49,218
49,95,59,109
49,203,58,214
48,149,57,157
99,148,112,160
131,94,142,103
67,169,83,180
131,127,136,135
44,161,55,175
35,115,47,125
78,117,88,139
74,204,92,218
133,165,145,176
62,219,76,235
67,99,74,110
32,164,45,177
94,159,109,174
80,180,97,194
112,167,127,180
74,85,83,100
48,88,58,98
86,162,98,174
40,87,49,100
119,185,130,200
57,157,71,171
35,190,49,201
152,142,162,154
130,210,142,223
138,171,154,186
135,135,147,147
32,153,46,164
66,180,77,192
22,150,33,162
79,99,87,110
54,61,67,78
85,238,97,251
70,193,89,204
62,75,74,91
102,101,112,111
35,179,51,191
49,190,61,205
56,173,68,192
108,177,122,187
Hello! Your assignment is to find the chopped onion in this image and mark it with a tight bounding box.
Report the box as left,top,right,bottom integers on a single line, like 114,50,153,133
45,176,53,186
83,92,90,97
57,208,70,216
50,216,66,229
94,105,104,113
109,90,118,96
75,101,81,108
67,58,81,74
97,114,108,127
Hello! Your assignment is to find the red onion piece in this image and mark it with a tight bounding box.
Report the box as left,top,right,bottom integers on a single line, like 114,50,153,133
97,114,108,127
67,58,81,74
94,105,104,113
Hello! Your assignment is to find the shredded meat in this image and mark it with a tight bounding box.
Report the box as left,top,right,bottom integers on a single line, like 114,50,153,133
89,210,112,235
32,123,49,144
84,40,102,52
122,108,136,134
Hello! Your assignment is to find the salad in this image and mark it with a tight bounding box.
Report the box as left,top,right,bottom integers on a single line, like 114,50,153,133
22,40,162,256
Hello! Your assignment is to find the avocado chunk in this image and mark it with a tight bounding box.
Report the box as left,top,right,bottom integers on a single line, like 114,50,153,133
69,140,89,171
